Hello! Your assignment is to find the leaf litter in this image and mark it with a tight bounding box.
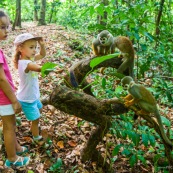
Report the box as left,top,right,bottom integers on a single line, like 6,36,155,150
0,22,157,173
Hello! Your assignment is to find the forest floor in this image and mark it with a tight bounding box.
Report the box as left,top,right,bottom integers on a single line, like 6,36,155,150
0,22,172,173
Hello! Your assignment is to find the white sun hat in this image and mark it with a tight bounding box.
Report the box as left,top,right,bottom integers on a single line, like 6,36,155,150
14,33,42,46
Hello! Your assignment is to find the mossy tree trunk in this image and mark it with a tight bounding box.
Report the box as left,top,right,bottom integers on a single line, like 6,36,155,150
43,56,173,171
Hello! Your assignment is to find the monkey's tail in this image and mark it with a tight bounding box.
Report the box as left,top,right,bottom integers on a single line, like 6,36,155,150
155,109,173,146
70,70,78,88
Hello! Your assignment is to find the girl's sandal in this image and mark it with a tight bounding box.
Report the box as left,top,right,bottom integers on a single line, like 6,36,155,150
5,156,30,168
16,146,28,155
33,135,49,147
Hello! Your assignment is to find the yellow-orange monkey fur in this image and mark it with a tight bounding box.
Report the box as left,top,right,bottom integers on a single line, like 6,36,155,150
121,76,172,146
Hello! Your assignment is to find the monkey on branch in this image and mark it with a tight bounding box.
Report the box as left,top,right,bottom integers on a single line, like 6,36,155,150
121,76,173,147
92,30,135,78
67,30,135,90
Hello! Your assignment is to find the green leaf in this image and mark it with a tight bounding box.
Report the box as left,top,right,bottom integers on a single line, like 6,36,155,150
41,62,57,77
129,154,137,167
49,158,63,171
137,155,146,165
74,170,80,173
134,32,140,40
166,90,173,102
89,6,95,16
102,77,106,89
140,44,147,51
148,135,156,147
125,122,133,131
144,32,154,42
16,117,21,126
153,153,162,164
131,132,140,146
161,116,171,127
127,131,140,146
114,86,123,94
121,19,129,25
90,53,120,69
142,134,149,147
28,171,34,173
126,131,132,139
121,131,127,139
122,149,131,156
112,144,122,156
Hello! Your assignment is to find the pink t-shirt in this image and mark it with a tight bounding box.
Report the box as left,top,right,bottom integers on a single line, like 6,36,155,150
0,49,15,105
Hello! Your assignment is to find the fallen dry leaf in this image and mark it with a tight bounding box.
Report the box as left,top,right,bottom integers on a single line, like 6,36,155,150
36,163,44,173
68,140,77,147
23,136,33,143
57,141,64,148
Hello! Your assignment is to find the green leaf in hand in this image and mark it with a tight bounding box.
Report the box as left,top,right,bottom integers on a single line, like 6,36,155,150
41,62,57,77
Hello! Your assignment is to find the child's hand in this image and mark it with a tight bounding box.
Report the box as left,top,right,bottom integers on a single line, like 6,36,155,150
12,101,22,114
37,38,45,46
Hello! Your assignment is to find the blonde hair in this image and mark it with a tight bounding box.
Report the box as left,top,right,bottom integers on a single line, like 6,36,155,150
13,46,21,69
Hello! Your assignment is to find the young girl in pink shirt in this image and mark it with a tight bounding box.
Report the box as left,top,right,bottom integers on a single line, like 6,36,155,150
0,9,30,168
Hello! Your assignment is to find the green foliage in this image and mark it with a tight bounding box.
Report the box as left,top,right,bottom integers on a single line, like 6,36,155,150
2,0,172,76
110,113,172,169
1,0,173,171
48,1,90,30
90,53,120,68
87,55,173,169
27,171,34,173
41,62,57,77
151,78,173,106
48,158,63,172
92,73,172,170
68,39,85,52
87,1,173,77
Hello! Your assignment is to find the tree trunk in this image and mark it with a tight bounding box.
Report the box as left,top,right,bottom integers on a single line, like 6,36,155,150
155,0,165,47
34,0,39,21
97,0,109,27
12,0,21,30
49,0,55,23
42,56,173,169
38,0,46,25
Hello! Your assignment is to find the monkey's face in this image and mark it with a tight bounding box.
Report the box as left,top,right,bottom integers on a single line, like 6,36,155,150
121,76,133,88
99,33,112,45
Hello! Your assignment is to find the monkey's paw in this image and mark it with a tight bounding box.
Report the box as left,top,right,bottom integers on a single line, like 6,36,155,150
121,96,132,102
120,96,126,101
124,101,132,107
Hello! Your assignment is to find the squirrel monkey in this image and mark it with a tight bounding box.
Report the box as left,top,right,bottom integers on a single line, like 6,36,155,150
92,30,116,56
92,32,134,77
115,36,135,78
121,76,172,146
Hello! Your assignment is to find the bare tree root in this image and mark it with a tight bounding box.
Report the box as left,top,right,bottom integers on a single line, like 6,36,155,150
81,125,114,172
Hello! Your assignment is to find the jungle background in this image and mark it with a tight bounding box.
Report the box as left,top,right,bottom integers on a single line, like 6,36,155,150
0,0,173,172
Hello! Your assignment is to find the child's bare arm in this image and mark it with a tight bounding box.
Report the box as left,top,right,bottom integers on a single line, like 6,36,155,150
0,64,21,113
25,63,41,72
35,38,46,61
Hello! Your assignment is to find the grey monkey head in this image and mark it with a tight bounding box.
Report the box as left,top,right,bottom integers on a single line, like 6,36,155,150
121,76,134,89
98,30,113,45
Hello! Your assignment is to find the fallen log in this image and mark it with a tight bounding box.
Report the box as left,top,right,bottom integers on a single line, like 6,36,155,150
43,55,173,171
